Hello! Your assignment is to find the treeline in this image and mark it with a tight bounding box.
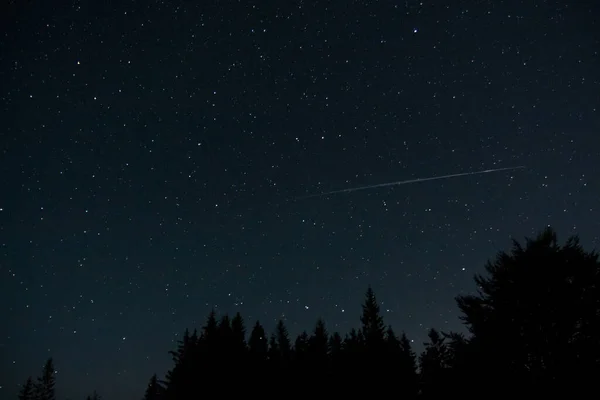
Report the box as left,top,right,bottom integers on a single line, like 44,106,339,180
18,228,600,399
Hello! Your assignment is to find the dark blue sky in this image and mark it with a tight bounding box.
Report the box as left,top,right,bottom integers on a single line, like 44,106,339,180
1,0,599,399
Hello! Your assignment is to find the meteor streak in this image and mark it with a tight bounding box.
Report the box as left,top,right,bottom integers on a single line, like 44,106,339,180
295,166,525,200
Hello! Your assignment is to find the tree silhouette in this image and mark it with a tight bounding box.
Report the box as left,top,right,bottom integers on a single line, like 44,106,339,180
18,377,34,400
267,332,280,372
248,320,268,364
34,358,56,400
294,331,309,362
143,374,164,400
399,332,418,399
231,312,247,353
307,318,329,382
163,328,197,399
456,227,600,393
275,319,292,362
308,319,329,360
360,286,386,352
85,390,101,400
18,227,599,399
419,328,449,398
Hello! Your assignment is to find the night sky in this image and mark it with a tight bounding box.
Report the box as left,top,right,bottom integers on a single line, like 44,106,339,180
1,0,599,398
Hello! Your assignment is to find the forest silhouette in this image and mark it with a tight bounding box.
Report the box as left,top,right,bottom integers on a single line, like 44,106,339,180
18,227,600,399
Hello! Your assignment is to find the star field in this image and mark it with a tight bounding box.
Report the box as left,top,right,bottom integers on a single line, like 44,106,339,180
1,1,599,399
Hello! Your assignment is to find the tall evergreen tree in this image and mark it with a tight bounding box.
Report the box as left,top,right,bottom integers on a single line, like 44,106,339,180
268,333,280,363
163,328,197,399
217,314,233,361
202,310,218,346
385,325,401,356
143,374,164,400
419,329,449,399
248,320,268,362
328,332,342,357
35,358,56,400
294,331,309,359
18,377,35,400
399,332,419,399
85,390,100,400
231,312,247,353
308,318,329,370
275,319,292,361
360,286,386,350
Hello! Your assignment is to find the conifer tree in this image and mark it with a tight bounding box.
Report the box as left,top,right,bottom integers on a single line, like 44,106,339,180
35,358,56,400
231,312,247,353
144,374,164,400
203,310,218,345
328,332,342,357
163,328,197,399
87,390,100,400
294,331,309,358
419,328,449,399
328,332,343,378
275,319,291,361
308,318,329,368
268,333,279,363
385,325,401,355
248,320,268,362
217,314,233,360
399,332,419,399
18,377,35,400
360,286,386,351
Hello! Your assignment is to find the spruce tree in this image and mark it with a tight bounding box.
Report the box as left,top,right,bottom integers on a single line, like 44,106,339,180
419,328,449,399
248,320,268,362
144,374,164,400
360,286,386,359
275,319,291,361
308,318,329,367
18,377,35,400
399,332,418,399
294,331,309,358
35,358,56,400
268,333,279,364
203,310,218,345
231,312,247,353
328,332,342,357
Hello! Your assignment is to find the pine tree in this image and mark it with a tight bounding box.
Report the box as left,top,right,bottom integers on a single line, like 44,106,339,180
35,358,56,400
163,328,197,399
144,374,164,400
275,319,291,361
87,390,100,400
217,314,233,359
268,333,279,364
18,377,35,400
328,332,342,357
399,332,419,399
231,312,247,353
360,286,386,347
328,332,343,379
248,320,268,362
203,310,218,345
294,331,309,358
385,325,401,355
308,318,329,368
419,328,449,399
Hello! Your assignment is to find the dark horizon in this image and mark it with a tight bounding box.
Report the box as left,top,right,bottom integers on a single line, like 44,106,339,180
17,226,600,398
2,0,599,399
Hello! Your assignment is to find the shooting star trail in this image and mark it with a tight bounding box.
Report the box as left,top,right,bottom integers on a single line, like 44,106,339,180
295,165,526,200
